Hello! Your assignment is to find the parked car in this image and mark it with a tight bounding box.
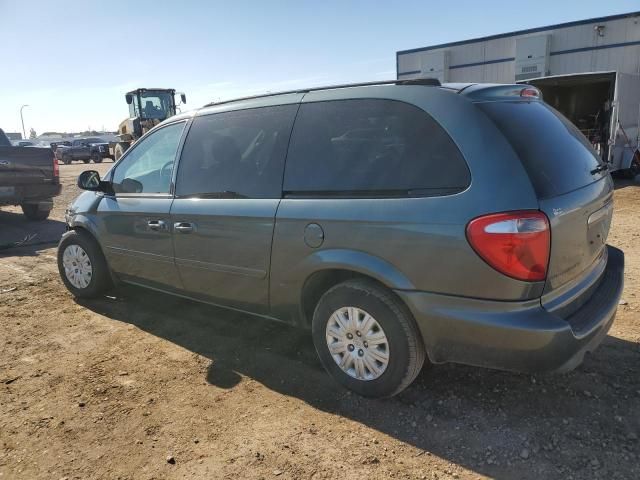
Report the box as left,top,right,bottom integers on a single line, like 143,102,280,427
57,80,624,398
0,128,61,220
56,137,112,164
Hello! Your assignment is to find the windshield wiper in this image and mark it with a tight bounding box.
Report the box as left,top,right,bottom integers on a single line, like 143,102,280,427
590,164,609,175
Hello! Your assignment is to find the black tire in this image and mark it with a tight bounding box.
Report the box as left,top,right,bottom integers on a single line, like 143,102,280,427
82,158,90,164
312,279,426,398
63,154,71,165
92,154,103,164
21,203,51,221
57,229,112,298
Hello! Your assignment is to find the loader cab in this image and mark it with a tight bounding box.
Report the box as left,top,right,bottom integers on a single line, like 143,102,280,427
125,88,184,122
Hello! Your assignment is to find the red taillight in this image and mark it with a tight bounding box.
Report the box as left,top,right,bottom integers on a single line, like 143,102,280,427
466,211,550,282
53,155,59,178
520,87,540,98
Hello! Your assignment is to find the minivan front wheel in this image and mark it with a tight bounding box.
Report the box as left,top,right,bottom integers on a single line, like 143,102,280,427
312,279,426,398
57,230,111,298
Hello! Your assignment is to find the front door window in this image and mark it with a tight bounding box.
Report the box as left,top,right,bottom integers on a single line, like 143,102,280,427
112,122,185,194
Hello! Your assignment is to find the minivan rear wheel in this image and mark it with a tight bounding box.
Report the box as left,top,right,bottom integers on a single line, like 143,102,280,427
57,229,111,298
312,279,426,398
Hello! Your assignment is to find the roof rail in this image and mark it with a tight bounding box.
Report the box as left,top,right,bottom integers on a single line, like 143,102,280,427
203,78,441,107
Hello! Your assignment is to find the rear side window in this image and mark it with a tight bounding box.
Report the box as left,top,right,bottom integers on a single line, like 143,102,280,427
176,105,298,198
283,99,470,196
478,101,604,199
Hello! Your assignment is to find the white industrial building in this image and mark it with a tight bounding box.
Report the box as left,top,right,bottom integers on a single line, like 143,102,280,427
396,11,640,174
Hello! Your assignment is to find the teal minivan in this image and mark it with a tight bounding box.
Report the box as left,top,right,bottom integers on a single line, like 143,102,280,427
58,80,624,397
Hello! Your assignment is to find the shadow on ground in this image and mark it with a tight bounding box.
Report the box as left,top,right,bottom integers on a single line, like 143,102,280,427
0,209,64,255
612,176,638,190
77,284,640,479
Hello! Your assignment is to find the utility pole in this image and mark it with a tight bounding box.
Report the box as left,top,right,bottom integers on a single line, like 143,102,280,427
20,105,29,140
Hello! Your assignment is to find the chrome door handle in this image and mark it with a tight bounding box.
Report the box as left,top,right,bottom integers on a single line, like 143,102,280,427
174,222,195,233
147,220,166,231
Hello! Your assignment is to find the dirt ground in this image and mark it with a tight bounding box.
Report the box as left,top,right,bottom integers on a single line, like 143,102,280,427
0,162,638,480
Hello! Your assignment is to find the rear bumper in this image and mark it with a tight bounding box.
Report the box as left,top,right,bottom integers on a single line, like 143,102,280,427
396,245,624,374
0,183,61,207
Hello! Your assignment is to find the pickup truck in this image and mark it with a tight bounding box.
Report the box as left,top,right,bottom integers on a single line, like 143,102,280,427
55,137,112,164
0,128,61,220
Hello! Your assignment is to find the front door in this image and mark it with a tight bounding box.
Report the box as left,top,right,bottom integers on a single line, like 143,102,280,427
170,103,300,312
97,121,186,289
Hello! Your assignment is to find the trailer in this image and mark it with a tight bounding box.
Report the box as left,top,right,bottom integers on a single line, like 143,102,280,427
521,71,640,175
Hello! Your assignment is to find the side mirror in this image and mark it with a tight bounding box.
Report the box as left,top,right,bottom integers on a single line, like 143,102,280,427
120,178,143,193
77,170,102,191
180,93,186,104
125,93,133,105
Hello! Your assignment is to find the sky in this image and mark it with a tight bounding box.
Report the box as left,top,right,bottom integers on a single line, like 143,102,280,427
1,0,638,135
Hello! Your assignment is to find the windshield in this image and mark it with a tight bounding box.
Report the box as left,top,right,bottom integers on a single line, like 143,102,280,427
138,91,175,119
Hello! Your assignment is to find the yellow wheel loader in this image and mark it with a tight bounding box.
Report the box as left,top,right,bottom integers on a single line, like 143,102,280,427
111,88,186,161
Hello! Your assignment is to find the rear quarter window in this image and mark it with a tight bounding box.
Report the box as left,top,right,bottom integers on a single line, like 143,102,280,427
283,99,470,197
478,101,605,199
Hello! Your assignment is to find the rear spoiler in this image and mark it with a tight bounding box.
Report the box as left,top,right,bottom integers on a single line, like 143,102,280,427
458,84,542,101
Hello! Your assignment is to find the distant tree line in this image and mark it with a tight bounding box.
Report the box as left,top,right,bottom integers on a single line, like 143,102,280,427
40,130,117,137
